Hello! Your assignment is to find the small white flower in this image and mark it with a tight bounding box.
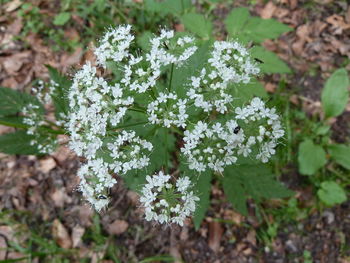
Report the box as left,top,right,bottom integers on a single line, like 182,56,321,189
140,172,199,226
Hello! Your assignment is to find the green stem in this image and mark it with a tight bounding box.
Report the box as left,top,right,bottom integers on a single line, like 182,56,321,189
164,128,168,173
0,120,65,135
114,121,148,130
168,63,174,92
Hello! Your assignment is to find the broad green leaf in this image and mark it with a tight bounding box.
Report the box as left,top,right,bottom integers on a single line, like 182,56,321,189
148,127,176,172
53,12,71,26
144,0,192,16
172,40,211,96
223,165,293,216
47,66,72,119
250,46,291,74
223,171,248,216
225,7,250,37
192,170,212,230
180,13,212,39
317,181,347,206
298,139,327,175
0,87,43,116
321,68,349,118
137,31,152,51
0,131,41,155
328,144,350,170
245,17,292,43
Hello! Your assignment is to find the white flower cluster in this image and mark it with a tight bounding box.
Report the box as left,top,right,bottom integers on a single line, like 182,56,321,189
22,104,56,154
107,130,153,174
77,158,117,211
95,24,134,68
181,120,245,173
234,97,284,163
147,92,188,128
32,80,56,104
181,98,284,173
187,41,260,113
64,25,284,223
140,171,199,226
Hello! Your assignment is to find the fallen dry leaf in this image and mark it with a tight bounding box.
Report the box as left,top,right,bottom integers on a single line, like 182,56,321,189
326,14,350,35
39,157,56,173
264,82,277,93
50,188,72,208
5,0,22,12
208,221,223,253
72,226,85,248
52,219,72,249
106,219,129,235
260,2,277,19
3,51,31,75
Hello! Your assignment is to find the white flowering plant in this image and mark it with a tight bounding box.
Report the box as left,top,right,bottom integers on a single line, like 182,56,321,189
0,25,293,227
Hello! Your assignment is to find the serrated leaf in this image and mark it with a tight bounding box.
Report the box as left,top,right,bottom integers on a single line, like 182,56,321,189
225,7,250,37
328,144,350,170
0,87,43,116
0,131,41,155
47,66,71,119
321,68,349,118
172,40,211,96
250,46,291,74
298,139,327,175
192,170,212,230
223,173,248,216
223,165,293,216
317,181,347,206
244,17,292,43
53,12,71,26
180,13,212,39
144,0,192,16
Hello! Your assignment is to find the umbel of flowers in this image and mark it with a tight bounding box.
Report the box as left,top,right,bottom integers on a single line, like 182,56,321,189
66,25,284,225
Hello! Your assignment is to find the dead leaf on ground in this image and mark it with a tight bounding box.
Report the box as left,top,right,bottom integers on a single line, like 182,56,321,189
106,219,129,235
260,2,277,19
39,157,56,173
51,188,72,208
4,0,22,12
326,14,350,35
71,226,85,248
265,82,277,93
52,219,72,249
3,51,32,75
208,221,223,253
60,47,83,72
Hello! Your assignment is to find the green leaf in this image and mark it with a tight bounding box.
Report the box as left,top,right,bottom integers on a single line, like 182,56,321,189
53,12,71,26
144,0,192,16
250,46,291,74
225,10,292,44
47,66,71,119
244,17,292,43
317,181,347,206
321,68,349,118
172,40,211,96
223,171,248,216
0,131,41,155
192,170,212,230
223,165,293,216
225,7,250,37
328,144,350,170
180,13,212,39
0,87,43,116
298,139,327,175
0,116,26,128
